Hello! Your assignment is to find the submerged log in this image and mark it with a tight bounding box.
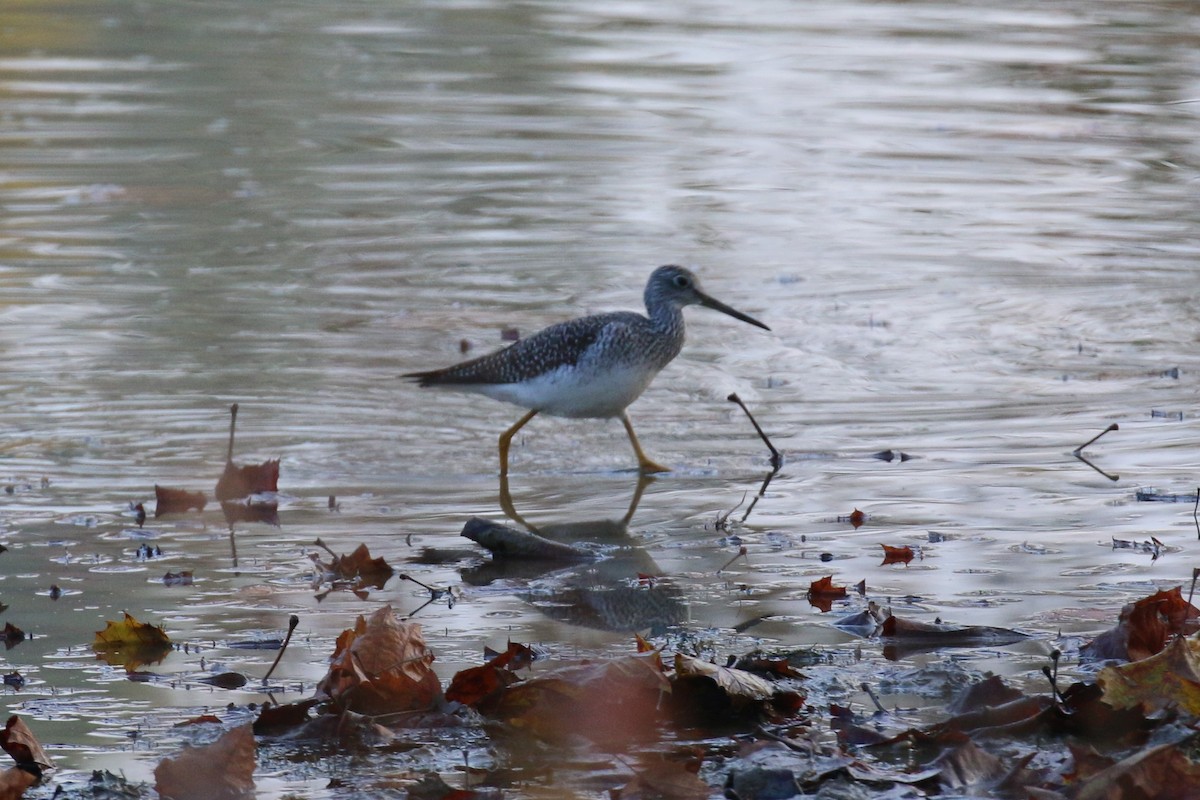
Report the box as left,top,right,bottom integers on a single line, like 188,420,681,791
461,518,597,562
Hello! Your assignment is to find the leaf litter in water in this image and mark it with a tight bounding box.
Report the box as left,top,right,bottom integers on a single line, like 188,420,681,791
93,612,172,671
315,605,440,715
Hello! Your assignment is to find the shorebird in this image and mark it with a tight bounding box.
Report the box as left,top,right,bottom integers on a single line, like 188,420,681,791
405,265,770,475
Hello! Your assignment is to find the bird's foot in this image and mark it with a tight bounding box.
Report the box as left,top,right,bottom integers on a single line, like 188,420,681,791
637,458,671,475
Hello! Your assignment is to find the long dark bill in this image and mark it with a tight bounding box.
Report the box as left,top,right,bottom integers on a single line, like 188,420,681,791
697,292,771,331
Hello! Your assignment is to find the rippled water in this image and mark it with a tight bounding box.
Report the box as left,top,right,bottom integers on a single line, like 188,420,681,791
3,0,1200,794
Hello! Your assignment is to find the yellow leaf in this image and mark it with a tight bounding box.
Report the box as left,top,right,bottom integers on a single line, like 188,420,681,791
94,612,171,647
1097,636,1200,714
93,613,172,671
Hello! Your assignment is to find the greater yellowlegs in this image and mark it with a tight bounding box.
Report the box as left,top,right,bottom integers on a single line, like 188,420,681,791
405,265,770,475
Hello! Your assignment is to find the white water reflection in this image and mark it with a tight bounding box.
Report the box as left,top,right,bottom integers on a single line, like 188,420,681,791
2,0,1200,790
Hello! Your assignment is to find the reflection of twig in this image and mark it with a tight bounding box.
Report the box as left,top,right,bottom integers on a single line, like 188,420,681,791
1073,452,1118,482
741,469,778,523
398,573,437,593
262,615,299,684
728,393,782,469
1194,490,1199,541
1072,423,1118,455
1188,568,1200,609
717,546,747,574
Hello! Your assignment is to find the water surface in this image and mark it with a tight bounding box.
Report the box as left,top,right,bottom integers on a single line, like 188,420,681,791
2,0,1200,794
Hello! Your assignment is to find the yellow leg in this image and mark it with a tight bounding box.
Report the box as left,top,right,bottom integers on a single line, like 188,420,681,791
498,409,538,477
620,411,670,474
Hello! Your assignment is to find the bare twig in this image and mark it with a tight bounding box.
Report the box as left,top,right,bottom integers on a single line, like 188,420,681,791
1072,423,1117,456
262,615,299,684
1187,568,1200,610
860,682,886,714
728,393,782,469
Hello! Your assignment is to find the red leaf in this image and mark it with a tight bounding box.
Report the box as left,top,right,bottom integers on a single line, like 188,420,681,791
880,544,914,565
807,576,847,613
214,459,279,502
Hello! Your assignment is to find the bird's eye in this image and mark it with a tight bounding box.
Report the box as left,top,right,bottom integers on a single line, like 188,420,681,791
672,274,691,289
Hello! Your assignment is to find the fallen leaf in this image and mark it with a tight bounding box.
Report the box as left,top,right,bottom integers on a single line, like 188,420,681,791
0,717,52,772
314,542,394,588
487,654,670,745
1072,736,1200,800
214,460,280,503
154,723,255,800
445,660,521,709
1,625,23,650
848,509,866,528
674,654,773,702
251,699,320,736
807,576,847,613
315,606,441,714
1097,635,1200,714
93,612,172,671
154,485,207,516
1082,586,1200,663
669,653,789,726
880,544,914,565
174,715,222,727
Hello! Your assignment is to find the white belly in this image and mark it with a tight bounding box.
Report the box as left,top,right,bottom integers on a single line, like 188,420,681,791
477,363,658,418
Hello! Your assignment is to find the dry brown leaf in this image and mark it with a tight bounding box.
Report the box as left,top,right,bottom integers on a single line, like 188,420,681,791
488,654,670,745
673,654,773,702
1073,738,1200,800
315,606,440,714
154,723,255,800
0,717,51,773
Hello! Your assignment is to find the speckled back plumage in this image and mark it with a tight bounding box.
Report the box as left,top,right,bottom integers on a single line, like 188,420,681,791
407,309,681,388
407,266,694,389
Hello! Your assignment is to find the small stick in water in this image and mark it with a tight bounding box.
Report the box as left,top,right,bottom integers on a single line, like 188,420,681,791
728,393,781,469
1072,423,1117,455
860,682,886,714
262,614,299,684
1187,567,1200,609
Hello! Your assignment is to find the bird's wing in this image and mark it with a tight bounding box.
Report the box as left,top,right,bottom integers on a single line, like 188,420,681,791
406,312,640,386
